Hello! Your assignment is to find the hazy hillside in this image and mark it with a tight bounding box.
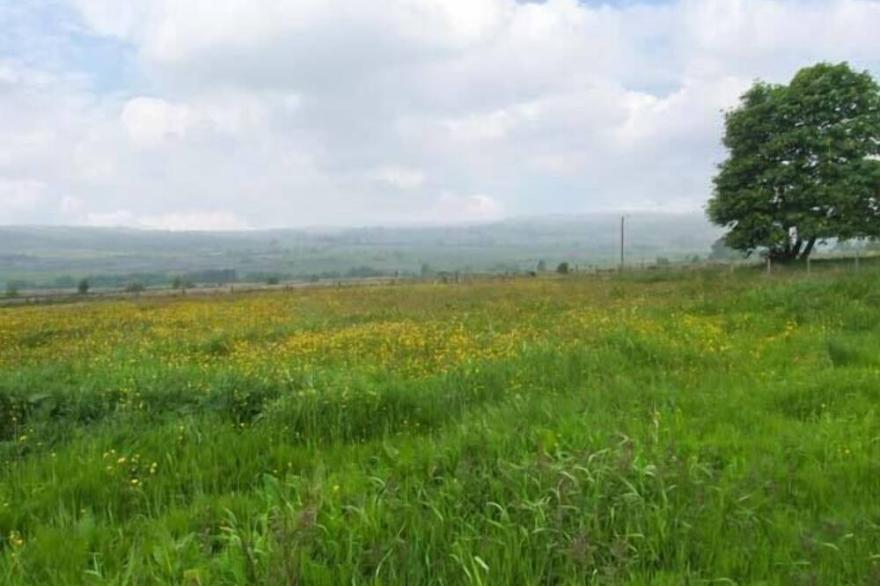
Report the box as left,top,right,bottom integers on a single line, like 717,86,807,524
0,213,722,289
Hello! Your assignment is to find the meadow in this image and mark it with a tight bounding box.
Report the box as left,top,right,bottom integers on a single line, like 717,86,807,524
1,266,880,584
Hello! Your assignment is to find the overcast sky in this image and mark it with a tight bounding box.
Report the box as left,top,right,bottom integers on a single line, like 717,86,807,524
1,0,879,230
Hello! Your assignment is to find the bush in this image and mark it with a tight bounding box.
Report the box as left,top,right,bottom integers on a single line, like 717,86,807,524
77,279,90,295
171,276,194,290
556,262,570,275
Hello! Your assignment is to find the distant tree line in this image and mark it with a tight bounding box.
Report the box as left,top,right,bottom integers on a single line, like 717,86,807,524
8,250,789,298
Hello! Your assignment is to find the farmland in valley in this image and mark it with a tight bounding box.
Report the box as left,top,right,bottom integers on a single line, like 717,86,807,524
0,214,721,292
2,266,880,584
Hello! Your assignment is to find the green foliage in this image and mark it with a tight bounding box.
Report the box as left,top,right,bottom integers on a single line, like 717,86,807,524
556,261,570,274
77,278,89,295
709,62,880,262
171,276,195,290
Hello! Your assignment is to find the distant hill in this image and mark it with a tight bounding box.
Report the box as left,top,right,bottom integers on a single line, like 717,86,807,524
0,213,722,289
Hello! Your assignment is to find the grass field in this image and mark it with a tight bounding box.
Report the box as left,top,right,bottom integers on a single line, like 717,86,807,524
2,266,880,584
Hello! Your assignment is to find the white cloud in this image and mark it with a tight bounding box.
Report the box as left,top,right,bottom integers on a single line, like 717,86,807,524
1,0,879,227
121,97,194,147
81,209,250,231
120,95,270,147
0,178,47,222
59,195,84,214
442,106,532,142
372,166,426,190
84,209,136,227
433,193,503,223
139,211,251,231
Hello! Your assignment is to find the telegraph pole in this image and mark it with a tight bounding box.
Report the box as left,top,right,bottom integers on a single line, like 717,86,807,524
619,216,625,271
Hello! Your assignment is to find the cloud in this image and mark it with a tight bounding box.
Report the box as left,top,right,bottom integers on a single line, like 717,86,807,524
84,209,136,227
433,193,504,223
0,178,47,222
83,209,250,231
121,97,194,147
1,0,878,227
371,166,426,190
139,211,251,231
120,95,271,147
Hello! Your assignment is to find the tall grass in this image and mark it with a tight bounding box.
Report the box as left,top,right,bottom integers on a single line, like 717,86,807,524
2,268,880,583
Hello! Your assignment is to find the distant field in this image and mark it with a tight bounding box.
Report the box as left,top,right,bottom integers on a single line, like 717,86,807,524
0,215,722,290
2,268,880,584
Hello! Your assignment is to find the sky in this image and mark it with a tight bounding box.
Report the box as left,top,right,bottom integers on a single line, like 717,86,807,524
1,0,879,230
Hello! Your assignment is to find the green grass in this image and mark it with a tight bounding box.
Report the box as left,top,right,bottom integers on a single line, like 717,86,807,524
2,267,880,584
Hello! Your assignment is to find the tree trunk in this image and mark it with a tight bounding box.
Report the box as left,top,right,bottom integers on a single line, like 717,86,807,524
769,247,800,263
799,237,817,260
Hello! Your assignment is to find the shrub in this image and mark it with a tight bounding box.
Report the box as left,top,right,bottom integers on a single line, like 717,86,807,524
172,277,194,290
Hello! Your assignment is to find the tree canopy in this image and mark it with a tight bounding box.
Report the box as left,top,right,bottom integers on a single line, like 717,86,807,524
708,62,880,261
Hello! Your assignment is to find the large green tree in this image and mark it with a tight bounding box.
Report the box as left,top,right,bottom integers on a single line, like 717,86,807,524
708,62,880,261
